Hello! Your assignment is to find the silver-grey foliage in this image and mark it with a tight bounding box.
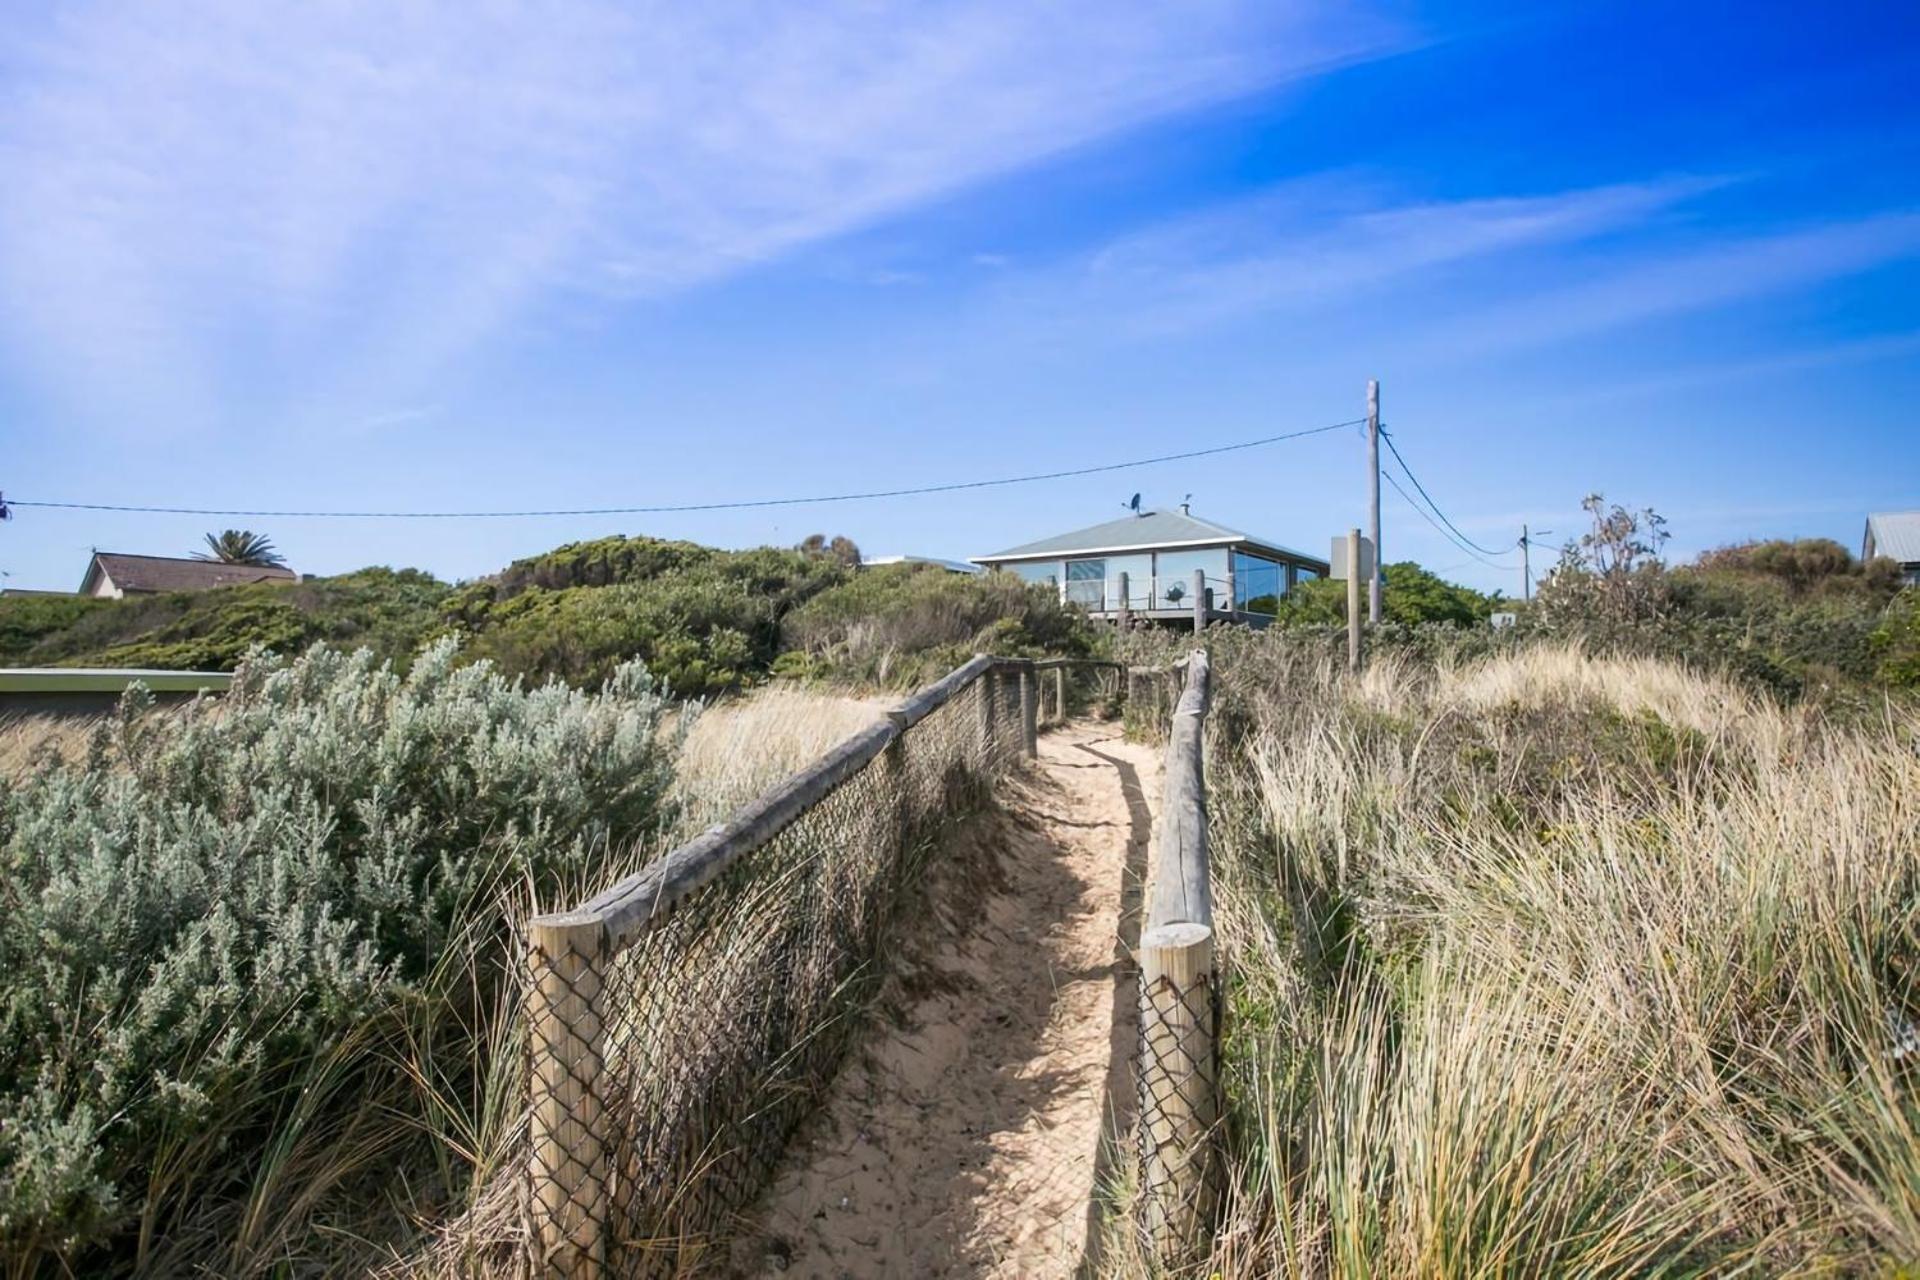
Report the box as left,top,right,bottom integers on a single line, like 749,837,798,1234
0,636,675,1272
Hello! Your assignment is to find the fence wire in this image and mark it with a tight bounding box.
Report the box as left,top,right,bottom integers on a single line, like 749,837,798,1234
524,665,1028,1276
1135,964,1221,1266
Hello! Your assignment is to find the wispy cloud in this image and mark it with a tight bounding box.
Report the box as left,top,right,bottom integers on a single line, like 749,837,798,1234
1427,212,1920,357
1024,174,1724,334
0,0,1409,427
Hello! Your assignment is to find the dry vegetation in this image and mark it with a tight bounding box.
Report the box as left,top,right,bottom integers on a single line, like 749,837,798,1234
1108,639,1920,1277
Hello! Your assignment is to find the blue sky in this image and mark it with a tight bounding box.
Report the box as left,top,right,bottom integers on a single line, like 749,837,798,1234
2,0,1917,596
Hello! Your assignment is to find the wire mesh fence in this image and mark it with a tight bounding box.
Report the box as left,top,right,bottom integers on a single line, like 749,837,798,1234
523,657,1032,1277
1134,650,1222,1269
1035,658,1124,726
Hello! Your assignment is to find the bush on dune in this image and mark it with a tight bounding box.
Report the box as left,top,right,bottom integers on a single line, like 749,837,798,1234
779,563,1101,687
1,568,452,672
0,637,675,1275
445,536,852,694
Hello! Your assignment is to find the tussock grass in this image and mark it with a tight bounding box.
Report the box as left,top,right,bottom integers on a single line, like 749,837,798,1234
669,686,884,826
1115,641,1920,1277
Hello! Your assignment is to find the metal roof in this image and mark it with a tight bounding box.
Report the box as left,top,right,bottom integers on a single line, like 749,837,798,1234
973,509,1324,566
861,555,982,574
1866,511,1920,564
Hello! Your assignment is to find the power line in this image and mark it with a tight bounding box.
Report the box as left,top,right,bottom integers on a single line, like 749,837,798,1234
1382,469,1518,570
1377,426,1516,557
3,418,1365,520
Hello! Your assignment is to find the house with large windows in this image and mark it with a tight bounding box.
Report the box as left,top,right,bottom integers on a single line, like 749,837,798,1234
971,505,1329,627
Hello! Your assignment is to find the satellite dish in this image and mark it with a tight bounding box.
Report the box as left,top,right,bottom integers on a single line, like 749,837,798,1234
1127,493,1142,514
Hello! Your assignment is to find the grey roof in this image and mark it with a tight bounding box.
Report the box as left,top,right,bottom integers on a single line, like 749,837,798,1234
84,552,297,594
1866,512,1920,564
974,509,1323,565
862,555,982,574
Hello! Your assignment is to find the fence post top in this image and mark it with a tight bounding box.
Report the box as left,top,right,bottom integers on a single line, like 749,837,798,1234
1141,921,1212,949
528,910,608,936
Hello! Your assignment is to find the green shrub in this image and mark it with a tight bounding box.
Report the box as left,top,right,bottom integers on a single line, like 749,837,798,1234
0,596,109,663
782,564,1102,687
9,569,453,672
1273,561,1497,628
0,637,676,1274
1871,591,1920,688
448,538,851,695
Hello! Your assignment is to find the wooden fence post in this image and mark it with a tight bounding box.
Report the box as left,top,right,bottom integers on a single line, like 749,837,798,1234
1051,666,1066,724
1191,568,1205,635
1117,570,1132,631
1139,921,1217,1262
977,665,998,762
1018,666,1038,757
527,912,610,1279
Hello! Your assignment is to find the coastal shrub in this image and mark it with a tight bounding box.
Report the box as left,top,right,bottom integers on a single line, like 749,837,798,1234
782,563,1101,687
0,637,676,1274
8,568,452,672
0,595,110,663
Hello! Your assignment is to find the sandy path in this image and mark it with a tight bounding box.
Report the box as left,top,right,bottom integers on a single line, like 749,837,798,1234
730,721,1160,1279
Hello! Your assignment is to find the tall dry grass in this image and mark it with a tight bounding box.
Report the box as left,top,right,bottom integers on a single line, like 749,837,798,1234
1118,642,1920,1277
667,686,884,827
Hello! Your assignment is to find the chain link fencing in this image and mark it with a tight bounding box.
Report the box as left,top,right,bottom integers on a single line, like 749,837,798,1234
523,655,1034,1277
1134,649,1223,1269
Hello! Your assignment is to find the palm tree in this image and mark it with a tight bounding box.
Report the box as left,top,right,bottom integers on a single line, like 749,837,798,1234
196,530,286,567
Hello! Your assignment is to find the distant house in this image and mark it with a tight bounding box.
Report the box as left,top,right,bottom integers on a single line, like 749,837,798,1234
972,506,1329,627
1864,512,1920,584
861,555,982,575
79,552,299,599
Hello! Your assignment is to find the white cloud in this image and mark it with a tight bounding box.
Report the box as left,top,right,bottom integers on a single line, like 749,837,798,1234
0,0,1408,427
1427,212,1920,357
983,174,1722,338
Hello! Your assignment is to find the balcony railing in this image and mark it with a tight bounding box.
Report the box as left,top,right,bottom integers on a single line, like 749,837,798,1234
1064,575,1272,616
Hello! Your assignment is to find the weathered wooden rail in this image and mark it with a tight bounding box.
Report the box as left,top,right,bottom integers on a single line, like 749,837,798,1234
521,650,1214,1277
1135,648,1219,1265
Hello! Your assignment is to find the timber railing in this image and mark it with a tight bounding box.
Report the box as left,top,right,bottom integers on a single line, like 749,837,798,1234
522,649,1215,1276
1135,648,1220,1266
524,654,1042,1278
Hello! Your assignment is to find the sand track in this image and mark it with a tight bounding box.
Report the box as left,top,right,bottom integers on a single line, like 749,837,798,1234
730,721,1160,1279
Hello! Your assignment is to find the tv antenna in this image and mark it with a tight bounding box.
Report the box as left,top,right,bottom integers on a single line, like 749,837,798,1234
1125,493,1142,515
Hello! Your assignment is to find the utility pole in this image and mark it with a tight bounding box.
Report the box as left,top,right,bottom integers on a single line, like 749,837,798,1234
1366,380,1382,624
1520,525,1552,602
1521,524,1531,602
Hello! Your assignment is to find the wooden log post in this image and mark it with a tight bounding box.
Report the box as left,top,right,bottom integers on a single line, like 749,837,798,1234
977,666,998,763
1191,568,1205,635
1117,570,1132,631
1018,666,1038,757
1138,649,1219,1265
1051,666,1066,724
527,912,611,1279
1138,922,1218,1263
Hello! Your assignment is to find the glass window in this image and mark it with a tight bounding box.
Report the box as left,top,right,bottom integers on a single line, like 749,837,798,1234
1292,565,1320,588
1103,553,1153,609
1153,547,1229,608
1064,558,1106,607
1233,550,1285,615
1007,560,1060,590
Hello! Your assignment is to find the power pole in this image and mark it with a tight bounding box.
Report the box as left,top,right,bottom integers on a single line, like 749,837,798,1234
1366,379,1382,624
1521,524,1531,602
1520,525,1552,601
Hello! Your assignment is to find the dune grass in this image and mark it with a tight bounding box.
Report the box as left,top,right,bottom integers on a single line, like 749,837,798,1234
1109,640,1920,1277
